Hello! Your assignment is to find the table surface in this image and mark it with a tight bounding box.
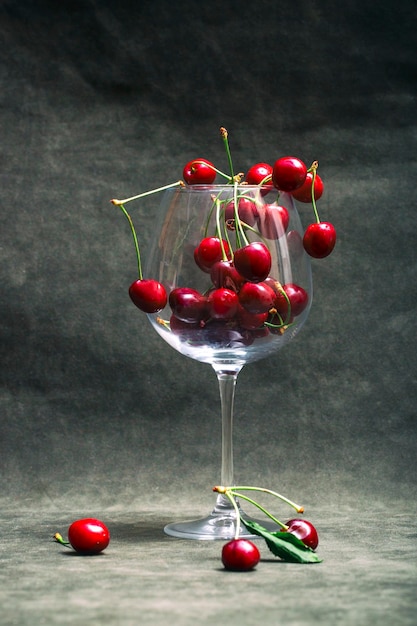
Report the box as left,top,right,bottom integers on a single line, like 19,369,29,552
1,502,416,626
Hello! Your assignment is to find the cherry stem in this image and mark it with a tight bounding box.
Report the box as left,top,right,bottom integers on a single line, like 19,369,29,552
117,203,143,279
220,127,235,181
233,183,249,249
111,180,184,206
222,489,242,540
232,491,289,530
191,159,233,182
308,161,321,224
53,532,71,548
229,486,304,514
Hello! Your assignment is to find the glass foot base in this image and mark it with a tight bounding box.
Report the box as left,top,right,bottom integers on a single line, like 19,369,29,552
164,509,279,540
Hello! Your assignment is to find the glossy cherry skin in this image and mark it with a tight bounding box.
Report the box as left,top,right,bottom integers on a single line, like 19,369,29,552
129,279,167,313
68,518,110,554
224,198,258,227
183,158,216,185
169,287,207,323
282,519,319,550
274,283,309,318
257,203,289,239
195,237,231,272
238,281,276,314
272,156,307,192
221,539,260,571
210,260,245,291
245,162,274,195
237,306,269,330
303,222,336,258
291,172,324,203
234,242,272,283
207,288,239,320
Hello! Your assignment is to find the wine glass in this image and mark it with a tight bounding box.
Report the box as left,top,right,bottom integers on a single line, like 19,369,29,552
144,184,312,540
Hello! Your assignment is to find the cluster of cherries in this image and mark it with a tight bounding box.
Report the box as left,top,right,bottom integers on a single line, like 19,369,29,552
214,485,320,571
114,131,336,347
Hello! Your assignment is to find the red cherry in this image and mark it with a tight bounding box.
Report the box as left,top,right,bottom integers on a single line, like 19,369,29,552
282,519,319,550
68,518,110,554
237,306,269,330
234,242,272,283
256,204,289,239
207,288,239,320
272,156,307,192
303,222,336,258
274,283,309,318
169,287,208,323
195,237,231,272
210,260,245,291
183,158,216,185
224,198,258,227
245,162,274,195
238,281,276,314
129,279,167,313
221,538,260,571
291,172,324,203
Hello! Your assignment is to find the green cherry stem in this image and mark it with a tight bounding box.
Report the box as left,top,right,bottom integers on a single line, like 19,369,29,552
111,180,184,206
230,485,304,513
191,160,234,182
220,127,235,181
308,161,321,224
232,491,289,530
222,489,243,540
117,203,143,279
53,532,71,548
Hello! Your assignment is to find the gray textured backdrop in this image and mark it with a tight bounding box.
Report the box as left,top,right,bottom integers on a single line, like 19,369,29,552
1,2,417,623
2,0,416,507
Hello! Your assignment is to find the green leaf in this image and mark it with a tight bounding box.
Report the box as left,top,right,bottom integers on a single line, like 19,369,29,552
241,519,323,564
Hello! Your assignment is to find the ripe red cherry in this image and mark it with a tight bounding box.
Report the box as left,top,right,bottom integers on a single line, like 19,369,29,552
129,279,167,313
237,306,268,330
238,281,276,314
210,260,245,291
221,538,260,571
169,287,207,323
68,518,110,554
291,172,324,203
272,156,307,192
183,158,216,185
274,283,309,318
207,288,239,320
245,162,274,195
303,222,336,258
257,204,289,239
224,198,258,227
195,237,231,272
282,519,319,550
234,242,272,283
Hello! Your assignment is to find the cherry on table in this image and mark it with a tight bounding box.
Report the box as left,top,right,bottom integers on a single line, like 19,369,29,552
272,156,307,192
282,518,319,550
68,518,110,554
129,279,167,313
303,222,336,258
183,158,216,185
221,538,260,571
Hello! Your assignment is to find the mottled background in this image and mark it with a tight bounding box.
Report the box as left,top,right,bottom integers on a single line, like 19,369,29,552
1,1,416,624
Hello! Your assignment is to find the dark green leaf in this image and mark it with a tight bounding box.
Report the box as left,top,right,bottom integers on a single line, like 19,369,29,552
241,519,323,564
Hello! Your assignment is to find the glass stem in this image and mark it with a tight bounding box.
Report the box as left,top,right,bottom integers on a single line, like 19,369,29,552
213,366,242,487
